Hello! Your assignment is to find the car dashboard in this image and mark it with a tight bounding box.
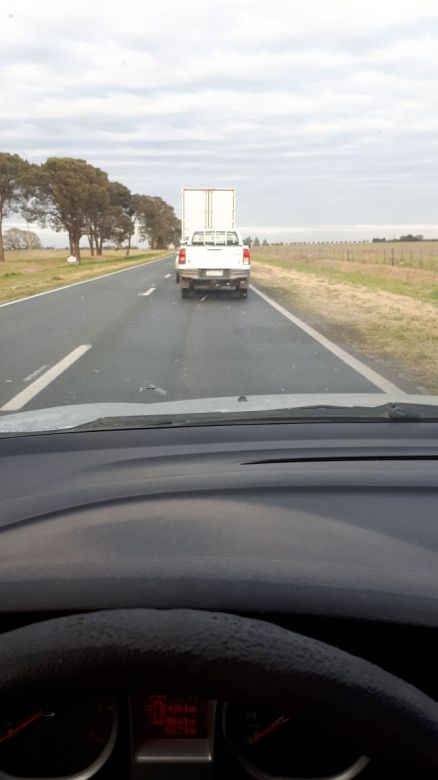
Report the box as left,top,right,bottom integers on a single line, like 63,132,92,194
0,420,437,779
2,690,366,780
0,609,436,780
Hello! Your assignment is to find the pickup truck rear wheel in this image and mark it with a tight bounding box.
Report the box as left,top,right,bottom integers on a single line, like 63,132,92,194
181,288,189,298
240,290,248,299
175,272,180,283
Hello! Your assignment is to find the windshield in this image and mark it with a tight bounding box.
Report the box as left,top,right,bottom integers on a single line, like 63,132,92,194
191,231,240,246
1,0,438,432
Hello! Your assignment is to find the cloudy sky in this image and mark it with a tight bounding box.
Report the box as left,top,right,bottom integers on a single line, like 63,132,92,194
2,0,438,242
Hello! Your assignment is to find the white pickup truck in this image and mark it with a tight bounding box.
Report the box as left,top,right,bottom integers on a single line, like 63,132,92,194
177,229,250,298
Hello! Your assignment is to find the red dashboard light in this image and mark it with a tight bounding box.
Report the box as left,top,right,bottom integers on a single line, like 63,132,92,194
140,695,208,740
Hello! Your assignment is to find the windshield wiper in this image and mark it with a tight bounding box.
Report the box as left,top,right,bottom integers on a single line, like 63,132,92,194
66,402,438,431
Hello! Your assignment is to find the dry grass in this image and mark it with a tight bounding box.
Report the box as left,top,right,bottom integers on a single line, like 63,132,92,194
260,240,438,269
251,254,438,393
0,248,170,304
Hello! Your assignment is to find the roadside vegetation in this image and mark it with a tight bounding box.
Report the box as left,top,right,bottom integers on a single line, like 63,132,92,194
252,244,438,393
251,240,438,270
0,248,169,305
0,151,181,263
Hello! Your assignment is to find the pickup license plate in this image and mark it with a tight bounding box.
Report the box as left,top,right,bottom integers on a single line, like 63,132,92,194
206,270,223,277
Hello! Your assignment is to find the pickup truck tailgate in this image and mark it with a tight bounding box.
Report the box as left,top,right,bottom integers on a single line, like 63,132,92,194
185,246,245,269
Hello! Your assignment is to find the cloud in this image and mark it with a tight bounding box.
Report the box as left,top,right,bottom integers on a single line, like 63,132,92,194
1,0,438,229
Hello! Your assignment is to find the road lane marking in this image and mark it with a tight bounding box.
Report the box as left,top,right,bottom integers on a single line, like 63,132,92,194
139,287,156,297
0,254,173,309
250,284,404,395
1,345,92,412
165,273,171,278
24,365,48,383
200,295,208,302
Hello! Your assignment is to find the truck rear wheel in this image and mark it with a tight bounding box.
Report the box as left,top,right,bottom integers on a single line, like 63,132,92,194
181,288,189,298
175,272,180,283
240,290,248,299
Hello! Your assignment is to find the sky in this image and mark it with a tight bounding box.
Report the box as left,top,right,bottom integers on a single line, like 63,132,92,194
2,0,438,243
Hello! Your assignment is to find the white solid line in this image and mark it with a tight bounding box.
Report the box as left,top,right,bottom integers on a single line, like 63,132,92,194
0,254,173,309
165,273,171,279
250,284,404,395
139,287,156,297
24,365,48,383
1,345,92,412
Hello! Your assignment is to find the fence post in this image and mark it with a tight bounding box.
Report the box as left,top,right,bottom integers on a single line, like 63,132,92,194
391,248,394,266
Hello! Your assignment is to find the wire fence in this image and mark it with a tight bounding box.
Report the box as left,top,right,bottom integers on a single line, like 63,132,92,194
254,242,438,270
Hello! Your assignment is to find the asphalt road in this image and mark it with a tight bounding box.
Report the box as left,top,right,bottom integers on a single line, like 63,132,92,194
0,254,399,413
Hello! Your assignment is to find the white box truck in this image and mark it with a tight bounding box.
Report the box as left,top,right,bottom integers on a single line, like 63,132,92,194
175,188,250,298
181,187,236,242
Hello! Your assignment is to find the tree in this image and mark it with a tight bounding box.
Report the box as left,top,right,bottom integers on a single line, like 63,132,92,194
25,229,42,250
110,211,135,252
253,236,260,247
134,195,180,249
108,182,135,255
243,236,252,247
0,152,30,262
84,179,136,256
262,239,269,246
3,228,23,250
83,166,112,257
4,227,41,250
23,157,110,262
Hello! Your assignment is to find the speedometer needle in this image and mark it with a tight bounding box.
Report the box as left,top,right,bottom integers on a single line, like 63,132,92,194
0,711,43,744
247,715,290,745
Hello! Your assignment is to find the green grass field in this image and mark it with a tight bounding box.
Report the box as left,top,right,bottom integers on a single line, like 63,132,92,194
0,248,170,304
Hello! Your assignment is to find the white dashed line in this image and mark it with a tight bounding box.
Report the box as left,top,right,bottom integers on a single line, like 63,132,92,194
23,365,48,383
1,345,92,412
139,287,156,297
200,295,208,302
250,284,403,394
165,273,172,279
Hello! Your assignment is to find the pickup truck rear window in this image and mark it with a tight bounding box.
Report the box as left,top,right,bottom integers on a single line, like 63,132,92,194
191,231,240,246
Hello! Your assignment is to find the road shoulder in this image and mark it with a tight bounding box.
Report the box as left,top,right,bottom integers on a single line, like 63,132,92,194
0,252,172,307
251,260,428,393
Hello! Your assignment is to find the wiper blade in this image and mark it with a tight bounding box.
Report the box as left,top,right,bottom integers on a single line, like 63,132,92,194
66,402,438,431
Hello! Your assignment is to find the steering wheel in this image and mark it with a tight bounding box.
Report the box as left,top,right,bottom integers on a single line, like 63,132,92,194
0,609,437,774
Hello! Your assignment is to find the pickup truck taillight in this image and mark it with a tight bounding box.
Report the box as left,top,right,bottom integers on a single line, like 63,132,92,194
243,247,250,264
178,247,186,264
